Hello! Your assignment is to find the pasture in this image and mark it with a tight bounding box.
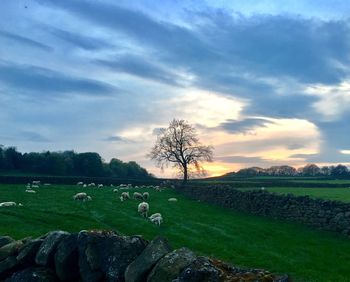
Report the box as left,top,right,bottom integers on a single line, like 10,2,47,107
244,187,350,203
1,183,350,281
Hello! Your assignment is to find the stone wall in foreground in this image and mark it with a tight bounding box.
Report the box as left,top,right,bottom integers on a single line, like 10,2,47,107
0,230,288,281
177,185,350,236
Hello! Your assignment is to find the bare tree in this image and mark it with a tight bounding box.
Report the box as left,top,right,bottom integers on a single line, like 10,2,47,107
149,119,214,183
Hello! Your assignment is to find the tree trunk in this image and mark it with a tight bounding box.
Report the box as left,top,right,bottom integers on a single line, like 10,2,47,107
182,164,188,185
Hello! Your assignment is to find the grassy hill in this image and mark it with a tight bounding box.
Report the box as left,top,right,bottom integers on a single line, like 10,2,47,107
1,183,350,281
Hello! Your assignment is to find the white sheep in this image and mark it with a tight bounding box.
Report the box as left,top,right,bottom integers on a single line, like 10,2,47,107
32,181,40,185
88,183,96,187
25,189,36,193
138,202,149,217
143,192,149,200
168,198,177,202
121,192,130,201
0,202,17,207
133,192,143,201
149,213,162,226
43,183,51,186
86,196,92,201
73,192,88,201
83,184,87,188
77,182,83,186
98,184,103,188
31,184,39,189
113,188,119,193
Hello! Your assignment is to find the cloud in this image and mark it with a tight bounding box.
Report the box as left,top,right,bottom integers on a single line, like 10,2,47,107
219,118,274,134
102,135,132,142
0,61,116,97
0,131,51,143
0,29,53,51
95,55,182,86
47,26,112,50
216,155,266,164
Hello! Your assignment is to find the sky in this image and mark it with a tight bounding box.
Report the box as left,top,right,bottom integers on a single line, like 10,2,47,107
0,0,350,177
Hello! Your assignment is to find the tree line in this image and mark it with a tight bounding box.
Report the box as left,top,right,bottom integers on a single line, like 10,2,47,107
230,164,350,177
0,145,153,178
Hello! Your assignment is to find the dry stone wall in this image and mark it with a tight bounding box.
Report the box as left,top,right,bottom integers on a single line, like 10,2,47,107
0,230,289,281
177,185,350,236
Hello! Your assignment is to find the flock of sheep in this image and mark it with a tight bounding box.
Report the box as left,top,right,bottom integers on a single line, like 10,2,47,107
0,180,177,228
72,182,177,226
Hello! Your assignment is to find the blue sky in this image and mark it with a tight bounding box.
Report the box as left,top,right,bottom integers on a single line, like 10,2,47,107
0,0,349,176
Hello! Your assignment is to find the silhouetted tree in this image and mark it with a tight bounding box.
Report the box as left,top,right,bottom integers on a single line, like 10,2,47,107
149,119,213,183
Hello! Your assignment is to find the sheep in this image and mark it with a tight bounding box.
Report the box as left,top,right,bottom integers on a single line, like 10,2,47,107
168,198,177,202
73,192,88,201
98,184,103,188
86,196,92,201
138,202,149,217
83,184,87,188
31,184,39,189
149,213,162,226
142,192,149,201
77,182,84,186
18,203,23,207
113,188,119,193
32,181,40,185
43,183,51,186
121,192,130,201
88,183,96,187
25,189,36,193
0,202,17,207
133,192,143,201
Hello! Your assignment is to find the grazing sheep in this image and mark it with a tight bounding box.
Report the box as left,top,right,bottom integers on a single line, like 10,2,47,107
83,184,87,188
154,186,161,192
31,184,39,189
0,202,16,207
77,182,83,186
32,181,40,185
110,184,114,187
98,184,103,188
88,183,96,187
133,192,143,201
119,196,124,202
168,198,177,202
73,192,88,201
18,203,23,207
113,188,119,193
138,202,149,217
121,192,130,201
43,183,51,186
142,192,149,201
25,189,36,193
149,213,162,226
86,196,92,201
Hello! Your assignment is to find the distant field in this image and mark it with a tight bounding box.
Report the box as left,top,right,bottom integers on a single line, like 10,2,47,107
243,187,350,203
1,184,350,281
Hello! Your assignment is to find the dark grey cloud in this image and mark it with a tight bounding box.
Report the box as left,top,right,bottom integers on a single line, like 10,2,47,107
95,55,181,86
47,27,112,50
220,118,274,134
0,131,51,143
102,135,130,142
0,29,52,51
0,61,115,96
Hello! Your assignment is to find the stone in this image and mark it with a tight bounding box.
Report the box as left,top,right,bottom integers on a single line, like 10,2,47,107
54,233,79,281
0,236,15,248
125,236,172,282
0,241,23,261
174,256,220,282
147,248,196,282
16,239,44,266
5,267,59,282
35,231,70,266
78,230,148,282
0,256,18,280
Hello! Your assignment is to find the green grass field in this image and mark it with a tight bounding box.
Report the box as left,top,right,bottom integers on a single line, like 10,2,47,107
1,184,350,281
243,187,350,203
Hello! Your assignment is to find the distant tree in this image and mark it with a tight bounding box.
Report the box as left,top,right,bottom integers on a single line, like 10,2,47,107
109,158,128,178
320,166,331,176
302,164,321,176
149,119,213,183
331,164,349,177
